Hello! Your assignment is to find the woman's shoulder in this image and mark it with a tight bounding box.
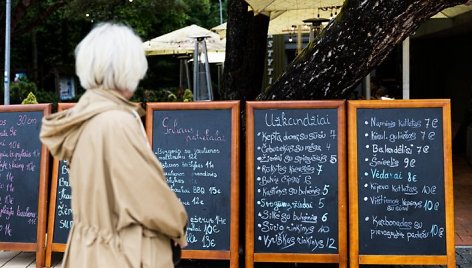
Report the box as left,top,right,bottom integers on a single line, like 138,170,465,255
86,108,141,135
94,108,136,122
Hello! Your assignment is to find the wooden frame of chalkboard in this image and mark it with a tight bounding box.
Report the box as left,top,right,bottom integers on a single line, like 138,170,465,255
245,101,347,268
146,101,240,268
0,104,51,268
45,103,75,267
348,100,455,267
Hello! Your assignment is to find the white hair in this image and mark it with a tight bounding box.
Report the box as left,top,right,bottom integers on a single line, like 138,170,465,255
75,23,148,93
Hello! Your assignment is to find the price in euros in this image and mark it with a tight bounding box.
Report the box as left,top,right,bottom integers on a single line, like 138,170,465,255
424,200,440,212
420,131,436,141
192,197,205,205
9,127,16,136
416,145,429,154
404,157,416,168
208,186,221,195
424,118,439,129
202,235,216,248
8,141,20,149
407,172,417,182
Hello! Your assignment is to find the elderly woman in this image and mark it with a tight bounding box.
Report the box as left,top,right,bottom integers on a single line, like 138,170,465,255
40,23,188,268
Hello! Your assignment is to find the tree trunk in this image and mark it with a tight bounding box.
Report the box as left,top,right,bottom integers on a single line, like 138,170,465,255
220,0,269,100
256,0,468,100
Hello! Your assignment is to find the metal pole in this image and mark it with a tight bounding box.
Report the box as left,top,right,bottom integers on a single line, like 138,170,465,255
179,59,184,89
184,59,191,90
309,26,315,42
365,73,371,100
296,25,302,55
193,40,199,101
219,0,223,24
4,0,11,105
402,37,410,99
202,40,213,100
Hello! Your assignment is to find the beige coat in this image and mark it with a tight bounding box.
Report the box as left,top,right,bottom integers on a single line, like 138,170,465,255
40,88,188,268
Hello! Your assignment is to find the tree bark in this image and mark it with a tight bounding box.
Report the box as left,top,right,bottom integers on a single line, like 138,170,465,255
256,0,468,100
220,0,269,100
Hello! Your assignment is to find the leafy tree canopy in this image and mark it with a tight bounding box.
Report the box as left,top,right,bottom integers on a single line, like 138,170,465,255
1,0,227,100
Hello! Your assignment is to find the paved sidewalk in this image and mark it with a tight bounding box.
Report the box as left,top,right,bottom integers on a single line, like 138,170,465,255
454,247,472,268
0,251,63,268
362,247,472,268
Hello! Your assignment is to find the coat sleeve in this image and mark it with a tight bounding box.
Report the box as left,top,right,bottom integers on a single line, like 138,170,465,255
104,111,188,245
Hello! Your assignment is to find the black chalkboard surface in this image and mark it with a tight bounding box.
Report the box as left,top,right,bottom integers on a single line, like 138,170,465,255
146,102,240,267
253,108,339,253
246,101,347,268
348,100,455,268
0,104,51,268
0,111,43,242
357,107,445,255
52,159,72,244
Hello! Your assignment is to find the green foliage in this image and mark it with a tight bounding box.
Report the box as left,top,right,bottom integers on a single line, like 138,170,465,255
182,0,211,27
21,92,39,104
131,87,193,103
182,0,227,29
64,0,190,38
7,77,60,105
183,88,193,102
35,89,60,105
59,0,227,39
10,78,38,104
4,0,227,103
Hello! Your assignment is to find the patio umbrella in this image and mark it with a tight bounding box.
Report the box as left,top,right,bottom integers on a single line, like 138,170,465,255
143,24,226,56
143,24,226,100
211,22,227,39
246,0,472,34
246,0,343,34
431,4,472,18
246,0,342,14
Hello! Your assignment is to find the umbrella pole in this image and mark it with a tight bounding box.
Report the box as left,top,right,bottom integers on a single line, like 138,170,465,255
179,59,184,89
202,40,213,101
193,41,199,101
193,37,214,101
185,59,191,91
178,56,191,90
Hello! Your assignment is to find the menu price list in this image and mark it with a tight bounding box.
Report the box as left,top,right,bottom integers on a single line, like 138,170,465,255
53,160,73,244
253,109,339,254
0,112,43,243
357,108,446,255
153,110,232,251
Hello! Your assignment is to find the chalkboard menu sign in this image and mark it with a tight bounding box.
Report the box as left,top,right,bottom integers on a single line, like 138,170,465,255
246,101,347,268
0,104,51,268
348,100,455,268
45,103,74,268
146,102,240,268
52,159,71,244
